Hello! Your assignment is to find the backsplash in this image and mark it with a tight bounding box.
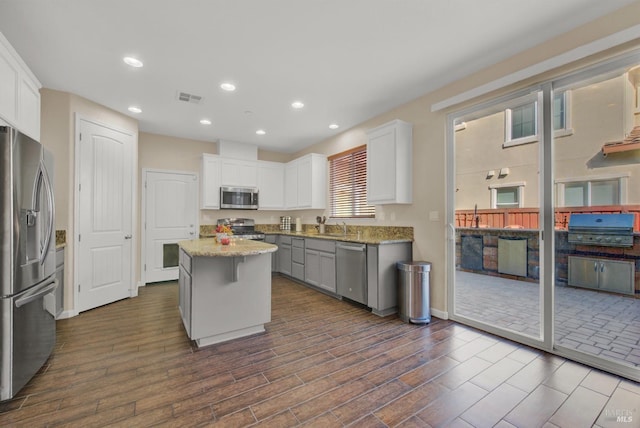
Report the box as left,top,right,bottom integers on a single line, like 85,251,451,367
200,224,413,241
56,230,66,247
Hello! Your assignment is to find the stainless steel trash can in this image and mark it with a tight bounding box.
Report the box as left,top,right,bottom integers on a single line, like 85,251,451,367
397,261,431,324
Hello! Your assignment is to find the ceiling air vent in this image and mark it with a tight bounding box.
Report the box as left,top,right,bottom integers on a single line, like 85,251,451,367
176,91,203,104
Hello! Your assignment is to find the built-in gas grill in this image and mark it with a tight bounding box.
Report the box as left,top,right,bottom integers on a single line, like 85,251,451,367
217,218,265,241
567,213,635,247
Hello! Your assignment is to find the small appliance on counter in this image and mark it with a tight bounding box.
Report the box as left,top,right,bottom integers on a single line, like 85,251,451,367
217,218,265,241
280,216,291,231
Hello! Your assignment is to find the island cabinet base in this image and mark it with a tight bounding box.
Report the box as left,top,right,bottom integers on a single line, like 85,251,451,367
179,250,272,347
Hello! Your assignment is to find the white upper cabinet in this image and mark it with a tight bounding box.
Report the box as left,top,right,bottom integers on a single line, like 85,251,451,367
0,33,41,140
284,161,298,209
366,119,412,204
286,153,327,210
257,160,285,210
220,158,258,187
201,154,220,209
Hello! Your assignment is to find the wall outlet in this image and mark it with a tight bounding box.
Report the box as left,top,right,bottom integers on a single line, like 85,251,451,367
429,211,440,221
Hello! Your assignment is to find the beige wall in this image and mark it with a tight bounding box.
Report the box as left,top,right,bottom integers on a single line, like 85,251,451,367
40,89,138,313
39,1,640,316
455,74,640,210
284,2,640,314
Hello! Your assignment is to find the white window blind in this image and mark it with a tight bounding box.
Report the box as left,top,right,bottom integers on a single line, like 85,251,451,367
329,146,375,218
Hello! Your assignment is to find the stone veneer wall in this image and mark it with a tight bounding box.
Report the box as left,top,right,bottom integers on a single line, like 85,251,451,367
456,228,640,294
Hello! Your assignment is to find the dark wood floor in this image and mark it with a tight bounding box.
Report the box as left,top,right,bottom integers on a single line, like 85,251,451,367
0,275,638,427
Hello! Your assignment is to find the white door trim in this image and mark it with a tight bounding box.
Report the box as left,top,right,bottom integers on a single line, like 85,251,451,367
141,168,199,286
72,113,138,316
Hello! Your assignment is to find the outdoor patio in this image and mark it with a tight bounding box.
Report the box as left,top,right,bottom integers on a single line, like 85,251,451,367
455,270,640,367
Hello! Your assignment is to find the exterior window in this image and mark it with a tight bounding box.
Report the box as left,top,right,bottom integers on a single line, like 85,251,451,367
560,178,624,207
329,146,375,218
490,183,525,208
510,103,537,140
505,92,569,146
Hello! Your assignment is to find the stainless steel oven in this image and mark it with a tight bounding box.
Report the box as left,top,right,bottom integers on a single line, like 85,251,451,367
220,186,259,210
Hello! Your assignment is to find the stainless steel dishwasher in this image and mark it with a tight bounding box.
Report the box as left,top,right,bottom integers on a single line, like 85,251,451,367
336,242,367,305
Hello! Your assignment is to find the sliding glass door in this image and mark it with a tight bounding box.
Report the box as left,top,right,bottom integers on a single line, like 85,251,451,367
449,90,544,347
447,49,640,381
552,57,640,380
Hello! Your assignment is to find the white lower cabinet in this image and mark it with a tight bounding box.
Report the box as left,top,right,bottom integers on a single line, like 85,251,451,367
304,239,336,293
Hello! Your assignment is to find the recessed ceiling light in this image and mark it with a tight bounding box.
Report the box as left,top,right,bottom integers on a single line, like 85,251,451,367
200,119,212,125
123,57,143,68
256,129,266,135
220,82,236,92
329,123,339,130
128,106,142,114
291,101,304,109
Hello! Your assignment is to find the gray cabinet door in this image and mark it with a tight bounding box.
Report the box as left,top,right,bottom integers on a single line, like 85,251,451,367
178,266,192,336
265,235,277,272
278,244,292,276
319,252,336,292
304,249,320,286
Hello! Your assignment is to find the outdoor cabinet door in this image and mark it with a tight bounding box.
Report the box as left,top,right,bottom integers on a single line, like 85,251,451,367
599,259,634,294
568,256,599,289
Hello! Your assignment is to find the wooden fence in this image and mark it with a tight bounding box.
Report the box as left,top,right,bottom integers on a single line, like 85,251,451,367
455,205,640,231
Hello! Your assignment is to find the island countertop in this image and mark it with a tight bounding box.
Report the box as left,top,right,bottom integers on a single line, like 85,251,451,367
178,238,277,257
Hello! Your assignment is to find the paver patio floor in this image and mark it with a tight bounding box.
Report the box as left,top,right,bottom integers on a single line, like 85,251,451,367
455,270,640,367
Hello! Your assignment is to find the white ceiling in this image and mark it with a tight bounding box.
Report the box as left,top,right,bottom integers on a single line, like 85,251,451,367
0,0,635,153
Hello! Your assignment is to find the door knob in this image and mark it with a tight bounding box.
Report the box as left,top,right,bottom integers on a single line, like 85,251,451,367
124,234,132,239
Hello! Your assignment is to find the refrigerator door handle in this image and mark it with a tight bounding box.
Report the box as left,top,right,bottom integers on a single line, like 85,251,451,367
15,278,58,308
36,161,55,265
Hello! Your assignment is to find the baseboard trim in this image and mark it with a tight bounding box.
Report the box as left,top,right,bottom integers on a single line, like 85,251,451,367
430,308,449,320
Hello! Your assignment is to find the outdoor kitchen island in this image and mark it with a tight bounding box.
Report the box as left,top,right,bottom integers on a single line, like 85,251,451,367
177,238,277,348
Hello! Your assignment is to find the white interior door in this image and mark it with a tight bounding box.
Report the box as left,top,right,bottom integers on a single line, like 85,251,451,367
143,170,197,284
76,118,134,312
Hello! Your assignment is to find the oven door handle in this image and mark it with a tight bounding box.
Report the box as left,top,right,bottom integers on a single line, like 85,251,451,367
15,278,58,308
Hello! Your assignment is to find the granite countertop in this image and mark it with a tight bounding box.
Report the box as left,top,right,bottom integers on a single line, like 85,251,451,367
179,238,277,257
260,230,413,245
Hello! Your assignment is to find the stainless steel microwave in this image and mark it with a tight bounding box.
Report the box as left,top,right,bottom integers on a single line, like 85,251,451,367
220,186,259,210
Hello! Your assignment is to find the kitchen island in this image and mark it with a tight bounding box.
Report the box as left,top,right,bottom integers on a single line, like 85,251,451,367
178,238,277,348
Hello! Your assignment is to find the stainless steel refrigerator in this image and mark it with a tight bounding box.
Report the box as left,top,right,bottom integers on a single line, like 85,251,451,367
0,126,57,401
